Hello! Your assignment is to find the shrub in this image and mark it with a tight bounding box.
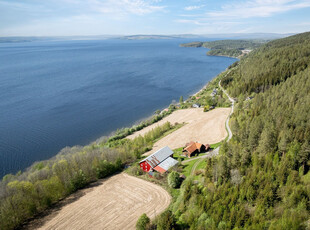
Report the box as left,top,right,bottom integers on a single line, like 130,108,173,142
168,171,181,188
136,213,150,230
203,105,210,112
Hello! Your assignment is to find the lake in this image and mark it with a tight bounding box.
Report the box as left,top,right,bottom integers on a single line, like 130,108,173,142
0,38,236,177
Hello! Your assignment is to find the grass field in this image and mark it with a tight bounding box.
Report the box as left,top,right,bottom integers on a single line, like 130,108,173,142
182,159,200,177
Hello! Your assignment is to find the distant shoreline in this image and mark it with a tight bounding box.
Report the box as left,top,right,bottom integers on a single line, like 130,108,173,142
180,40,264,58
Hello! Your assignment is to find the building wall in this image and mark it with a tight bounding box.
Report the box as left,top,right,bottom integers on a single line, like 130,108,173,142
139,161,151,172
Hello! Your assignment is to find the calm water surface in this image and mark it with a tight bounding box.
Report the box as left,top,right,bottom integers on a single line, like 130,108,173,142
0,39,236,177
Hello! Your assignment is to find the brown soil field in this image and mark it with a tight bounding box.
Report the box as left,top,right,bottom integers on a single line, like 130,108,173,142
127,108,230,155
32,173,171,230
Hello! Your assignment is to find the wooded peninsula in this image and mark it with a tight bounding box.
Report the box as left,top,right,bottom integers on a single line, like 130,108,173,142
180,39,266,58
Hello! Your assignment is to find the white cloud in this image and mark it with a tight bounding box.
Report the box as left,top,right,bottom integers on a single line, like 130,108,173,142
176,18,243,27
175,19,202,25
207,0,310,19
175,0,310,34
184,5,205,11
92,0,166,16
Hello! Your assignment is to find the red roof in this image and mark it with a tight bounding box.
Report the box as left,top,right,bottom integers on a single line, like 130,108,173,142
185,141,195,147
184,142,204,154
153,165,166,173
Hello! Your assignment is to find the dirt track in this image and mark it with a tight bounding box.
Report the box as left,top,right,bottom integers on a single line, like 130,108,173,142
127,108,230,155
36,174,171,230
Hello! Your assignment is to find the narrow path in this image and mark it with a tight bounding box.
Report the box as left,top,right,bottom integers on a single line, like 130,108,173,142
185,147,219,175
190,158,204,176
219,73,235,142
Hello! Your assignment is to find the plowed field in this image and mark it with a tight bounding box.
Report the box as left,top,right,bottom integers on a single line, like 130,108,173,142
34,174,171,230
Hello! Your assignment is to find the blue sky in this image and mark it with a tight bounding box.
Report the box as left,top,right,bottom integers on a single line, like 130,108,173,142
1,0,310,36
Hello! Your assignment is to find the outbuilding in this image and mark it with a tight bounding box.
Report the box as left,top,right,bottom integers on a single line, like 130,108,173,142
183,142,210,158
139,146,178,174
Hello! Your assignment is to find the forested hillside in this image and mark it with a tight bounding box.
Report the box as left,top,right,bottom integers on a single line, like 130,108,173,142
165,32,310,229
222,33,310,96
180,40,265,57
202,39,263,50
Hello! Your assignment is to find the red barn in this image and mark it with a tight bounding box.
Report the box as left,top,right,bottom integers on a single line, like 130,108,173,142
139,146,178,174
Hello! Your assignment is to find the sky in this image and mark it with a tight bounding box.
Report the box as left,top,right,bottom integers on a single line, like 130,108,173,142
1,0,310,36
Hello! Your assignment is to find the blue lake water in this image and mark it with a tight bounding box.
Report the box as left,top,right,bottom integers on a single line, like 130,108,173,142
0,39,236,177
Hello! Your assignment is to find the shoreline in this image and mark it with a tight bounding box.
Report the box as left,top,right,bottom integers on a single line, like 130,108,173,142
207,53,241,59
181,43,241,59
1,50,238,179
0,49,238,230
18,72,235,229
191,65,234,98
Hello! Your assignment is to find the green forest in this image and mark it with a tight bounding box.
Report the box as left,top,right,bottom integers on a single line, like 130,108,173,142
202,40,264,50
146,32,310,229
180,40,266,58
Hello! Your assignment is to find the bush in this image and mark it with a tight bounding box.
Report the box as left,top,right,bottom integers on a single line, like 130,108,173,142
203,105,210,112
128,164,144,176
136,213,150,230
70,169,87,191
168,171,181,188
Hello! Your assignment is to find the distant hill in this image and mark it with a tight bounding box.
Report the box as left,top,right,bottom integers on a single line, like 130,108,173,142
199,32,293,39
0,35,119,43
118,35,179,40
119,33,292,40
0,33,291,43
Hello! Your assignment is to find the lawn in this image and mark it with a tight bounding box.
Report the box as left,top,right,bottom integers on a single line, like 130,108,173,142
210,141,222,149
195,159,207,171
173,147,186,161
182,159,200,177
